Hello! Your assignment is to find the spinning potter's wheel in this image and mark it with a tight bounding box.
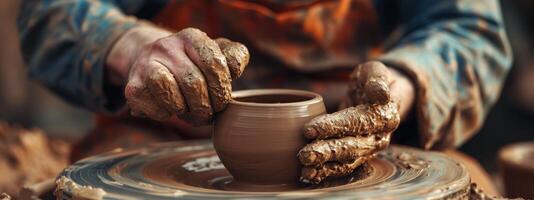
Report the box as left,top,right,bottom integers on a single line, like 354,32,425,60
55,140,470,200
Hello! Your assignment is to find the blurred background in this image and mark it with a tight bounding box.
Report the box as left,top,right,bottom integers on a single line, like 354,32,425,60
0,0,533,197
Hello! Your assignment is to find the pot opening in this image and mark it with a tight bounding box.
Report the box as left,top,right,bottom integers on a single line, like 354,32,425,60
234,94,313,104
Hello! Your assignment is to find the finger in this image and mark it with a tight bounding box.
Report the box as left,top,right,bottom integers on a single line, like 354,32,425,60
151,37,214,125
178,28,232,112
350,61,391,105
178,65,214,125
215,38,249,79
145,61,186,115
362,61,391,104
125,74,171,121
300,155,374,184
303,102,399,139
298,134,390,166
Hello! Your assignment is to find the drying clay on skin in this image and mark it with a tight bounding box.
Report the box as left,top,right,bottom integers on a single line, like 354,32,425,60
55,176,106,200
298,134,390,166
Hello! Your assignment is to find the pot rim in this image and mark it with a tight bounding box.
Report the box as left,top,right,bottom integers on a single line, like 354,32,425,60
498,141,534,171
230,89,323,107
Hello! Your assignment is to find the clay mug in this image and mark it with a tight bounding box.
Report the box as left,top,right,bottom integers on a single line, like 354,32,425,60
213,89,326,186
498,142,534,199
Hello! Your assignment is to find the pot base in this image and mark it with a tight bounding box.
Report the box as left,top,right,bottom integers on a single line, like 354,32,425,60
56,140,470,199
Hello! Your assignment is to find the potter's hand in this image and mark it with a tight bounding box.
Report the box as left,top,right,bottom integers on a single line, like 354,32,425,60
298,61,414,184
108,26,249,125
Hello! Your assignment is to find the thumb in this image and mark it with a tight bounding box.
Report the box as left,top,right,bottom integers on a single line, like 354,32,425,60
350,61,392,105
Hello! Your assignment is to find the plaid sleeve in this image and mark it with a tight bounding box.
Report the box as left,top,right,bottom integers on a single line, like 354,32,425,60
378,0,512,149
17,0,140,113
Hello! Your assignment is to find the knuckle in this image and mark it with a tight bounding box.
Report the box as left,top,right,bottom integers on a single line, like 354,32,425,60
151,36,181,53
182,27,202,34
151,38,168,51
178,27,205,38
124,83,141,100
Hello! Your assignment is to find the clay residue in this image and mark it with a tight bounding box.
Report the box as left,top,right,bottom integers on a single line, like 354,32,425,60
298,68,399,184
55,176,106,200
146,65,186,115
179,70,213,125
182,155,224,173
395,152,428,170
179,28,232,112
126,82,173,121
298,134,390,166
215,38,249,79
126,28,249,124
298,135,390,184
300,155,374,184
298,61,399,184
349,61,392,105
303,102,399,139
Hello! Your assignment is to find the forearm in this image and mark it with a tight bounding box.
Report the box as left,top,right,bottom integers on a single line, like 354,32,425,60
18,0,139,112
378,0,512,149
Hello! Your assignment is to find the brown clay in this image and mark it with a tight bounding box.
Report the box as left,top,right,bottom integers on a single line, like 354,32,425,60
303,102,399,140
301,155,374,184
178,68,213,125
213,89,326,185
348,61,391,105
215,38,249,79
57,141,474,198
126,28,249,124
178,28,232,112
55,177,106,200
146,66,186,115
126,81,173,121
295,61,399,184
298,134,390,166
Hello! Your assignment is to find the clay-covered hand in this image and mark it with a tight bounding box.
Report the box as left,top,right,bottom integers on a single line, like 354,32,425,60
123,28,249,125
298,61,401,184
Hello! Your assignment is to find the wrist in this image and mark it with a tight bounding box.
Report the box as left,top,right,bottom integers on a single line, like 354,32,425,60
387,67,415,121
105,25,172,86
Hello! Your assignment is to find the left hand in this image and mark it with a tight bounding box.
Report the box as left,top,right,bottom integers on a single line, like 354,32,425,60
298,61,412,184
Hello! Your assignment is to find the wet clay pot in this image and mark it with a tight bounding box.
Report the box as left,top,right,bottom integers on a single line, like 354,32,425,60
213,89,326,186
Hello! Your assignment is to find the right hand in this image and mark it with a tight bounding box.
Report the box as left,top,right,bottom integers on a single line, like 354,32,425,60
122,28,249,125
